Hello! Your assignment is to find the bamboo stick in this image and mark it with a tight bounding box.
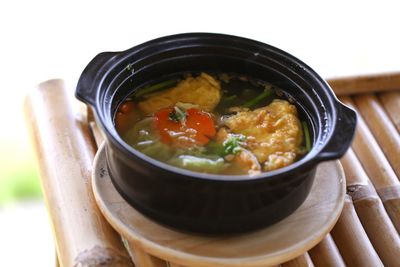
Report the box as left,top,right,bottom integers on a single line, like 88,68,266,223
85,103,96,123
353,194,400,266
341,97,400,231
354,94,400,177
379,91,400,132
90,121,105,146
330,195,383,267
376,186,400,233
24,79,133,267
308,235,345,267
341,149,400,266
327,72,400,95
340,96,399,189
281,253,314,267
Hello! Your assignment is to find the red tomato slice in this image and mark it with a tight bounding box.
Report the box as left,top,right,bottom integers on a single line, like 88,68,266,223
154,107,216,146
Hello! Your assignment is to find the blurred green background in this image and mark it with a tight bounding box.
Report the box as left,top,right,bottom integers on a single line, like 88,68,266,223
0,161,41,205
0,92,42,206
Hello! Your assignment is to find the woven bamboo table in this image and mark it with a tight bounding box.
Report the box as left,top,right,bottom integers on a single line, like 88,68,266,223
25,72,400,267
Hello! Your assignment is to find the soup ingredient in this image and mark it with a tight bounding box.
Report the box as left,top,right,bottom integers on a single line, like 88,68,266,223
138,73,221,115
121,117,175,161
168,155,226,174
154,107,216,147
220,95,238,107
211,128,261,175
123,117,154,144
302,121,311,152
115,101,140,132
207,133,245,157
120,101,135,113
243,85,273,108
134,79,178,98
168,106,187,122
117,73,308,175
231,149,261,175
224,99,303,171
135,140,174,162
223,134,245,155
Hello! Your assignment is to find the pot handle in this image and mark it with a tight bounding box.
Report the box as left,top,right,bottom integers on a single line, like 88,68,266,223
75,52,118,106
317,101,357,161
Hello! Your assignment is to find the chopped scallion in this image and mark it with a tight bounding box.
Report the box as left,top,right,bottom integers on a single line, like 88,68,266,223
135,79,178,98
302,121,311,152
242,87,273,108
169,106,187,123
223,134,245,155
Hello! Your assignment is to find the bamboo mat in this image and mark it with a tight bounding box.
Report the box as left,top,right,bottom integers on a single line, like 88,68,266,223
25,72,400,267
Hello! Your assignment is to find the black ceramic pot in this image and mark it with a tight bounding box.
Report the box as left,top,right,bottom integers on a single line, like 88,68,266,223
76,33,356,234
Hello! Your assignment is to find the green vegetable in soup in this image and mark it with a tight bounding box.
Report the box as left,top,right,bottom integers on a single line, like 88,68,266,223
168,155,227,173
122,117,175,161
168,106,187,123
206,134,245,157
242,85,274,108
302,121,311,152
134,79,178,98
223,134,245,155
135,140,174,162
122,117,154,145
205,141,226,156
216,94,238,112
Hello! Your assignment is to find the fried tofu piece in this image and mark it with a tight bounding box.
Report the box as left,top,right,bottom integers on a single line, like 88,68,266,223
138,73,221,115
224,99,303,171
214,128,261,175
232,149,262,175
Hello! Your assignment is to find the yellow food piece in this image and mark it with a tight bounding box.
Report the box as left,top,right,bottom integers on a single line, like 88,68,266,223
224,99,303,171
215,128,261,175
138,73,221,115
232,149,262,175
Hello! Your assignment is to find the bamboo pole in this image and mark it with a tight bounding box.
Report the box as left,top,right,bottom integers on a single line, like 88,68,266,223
340,97,399,189
308,235,345,267
24,79,133,267
341,149,369,187
340,97,400,232
341,149,400,266
376,186,400,234
354,94,400,177
281,253,314,267
379,91,400,132
330,195,383,267
90,121,105,145
327,72,400,95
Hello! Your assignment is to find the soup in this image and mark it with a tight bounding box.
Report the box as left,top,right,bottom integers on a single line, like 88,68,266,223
115,73,310,175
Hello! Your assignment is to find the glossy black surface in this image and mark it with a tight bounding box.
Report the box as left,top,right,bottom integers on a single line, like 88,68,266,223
76,33,356,233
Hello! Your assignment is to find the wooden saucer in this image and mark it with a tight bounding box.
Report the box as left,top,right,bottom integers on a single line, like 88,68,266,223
92,144,345,267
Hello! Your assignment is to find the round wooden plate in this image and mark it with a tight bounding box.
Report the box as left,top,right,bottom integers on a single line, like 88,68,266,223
92,144,345,267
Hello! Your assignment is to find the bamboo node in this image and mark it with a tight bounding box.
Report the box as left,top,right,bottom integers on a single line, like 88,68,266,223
74,245,133,267
347,184,378,202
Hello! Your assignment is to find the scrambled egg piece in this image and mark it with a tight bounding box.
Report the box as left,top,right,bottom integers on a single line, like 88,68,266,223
138,73,221,115
224,99,303,171
232,149,262,175
215,128,261,175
